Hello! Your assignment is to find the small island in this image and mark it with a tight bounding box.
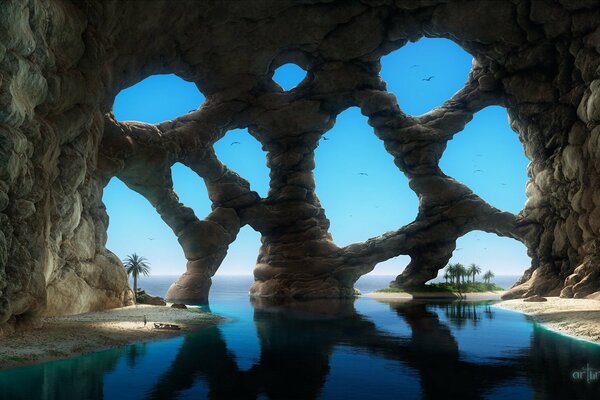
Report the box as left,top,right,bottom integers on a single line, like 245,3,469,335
368,263,505,300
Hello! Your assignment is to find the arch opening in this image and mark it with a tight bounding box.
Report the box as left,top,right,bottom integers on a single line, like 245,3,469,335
214,128,270,199
272,63,308,91
372,255,412,276
171,162,212,220
314,107,418,246
380,38,473,116
214,225,262,277
434,230,532,288
439,106,530,214
112,73,205,123
103,177,188,278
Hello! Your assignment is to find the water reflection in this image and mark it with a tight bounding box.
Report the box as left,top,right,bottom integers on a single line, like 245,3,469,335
0,347,124,399
1,299,600,400
146,300,526,399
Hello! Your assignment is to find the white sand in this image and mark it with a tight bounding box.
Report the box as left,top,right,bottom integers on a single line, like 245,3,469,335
0,304,221,370
364,291,505,300
497,297,600,344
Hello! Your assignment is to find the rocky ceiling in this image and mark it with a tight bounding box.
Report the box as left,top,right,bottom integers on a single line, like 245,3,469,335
1,0,599,333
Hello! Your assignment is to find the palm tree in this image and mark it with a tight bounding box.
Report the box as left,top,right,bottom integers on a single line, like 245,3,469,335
454,263,467,285
467,263,482,283
123,253,151,302
483,270,495,284
445,264,457,284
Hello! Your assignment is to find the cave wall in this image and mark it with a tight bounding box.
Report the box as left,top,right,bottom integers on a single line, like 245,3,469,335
0,0,132,334
1,0,599,328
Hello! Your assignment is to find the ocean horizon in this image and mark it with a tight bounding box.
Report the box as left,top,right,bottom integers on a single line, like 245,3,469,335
132,274,523,299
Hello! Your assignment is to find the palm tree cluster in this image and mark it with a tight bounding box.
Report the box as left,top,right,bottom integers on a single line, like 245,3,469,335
443,263,494,286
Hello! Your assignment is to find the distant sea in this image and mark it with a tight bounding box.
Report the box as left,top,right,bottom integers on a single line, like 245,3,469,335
133,274,522,299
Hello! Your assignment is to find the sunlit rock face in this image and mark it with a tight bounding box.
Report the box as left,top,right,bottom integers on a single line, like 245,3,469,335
1,0,599,326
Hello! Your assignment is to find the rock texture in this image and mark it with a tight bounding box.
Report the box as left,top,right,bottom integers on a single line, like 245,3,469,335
1,1,600,323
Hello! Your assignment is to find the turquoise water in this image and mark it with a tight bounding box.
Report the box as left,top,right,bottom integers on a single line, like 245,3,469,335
1,275,600,399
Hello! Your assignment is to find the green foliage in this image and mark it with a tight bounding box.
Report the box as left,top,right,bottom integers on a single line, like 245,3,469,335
135,288,147,303
376,287,407,293
483,269,495,283
123,254,151,278
376,281,504,293
123,253,151,303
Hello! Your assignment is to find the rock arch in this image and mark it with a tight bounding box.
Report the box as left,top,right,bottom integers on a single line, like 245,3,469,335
1,0,599,329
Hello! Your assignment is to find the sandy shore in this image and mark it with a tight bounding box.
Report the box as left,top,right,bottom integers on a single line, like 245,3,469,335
0,305,222,370
497,297,600,344
364,291,505,301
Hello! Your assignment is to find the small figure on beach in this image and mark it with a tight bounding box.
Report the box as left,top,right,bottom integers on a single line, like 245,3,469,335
143,314,148,327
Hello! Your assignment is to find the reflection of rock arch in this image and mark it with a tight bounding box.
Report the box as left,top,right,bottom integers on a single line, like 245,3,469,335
146,300,525,399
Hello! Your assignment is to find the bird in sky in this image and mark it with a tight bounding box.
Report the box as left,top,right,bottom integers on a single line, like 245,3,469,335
456,248,463,251
230,141,241,146
474,169,483,173
357,172,369,176
148,238,155,241
422,76,435,81
323,137,330,141
410,64,420,68
501,183,507,186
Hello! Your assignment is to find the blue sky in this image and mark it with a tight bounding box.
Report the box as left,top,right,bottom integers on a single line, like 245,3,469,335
105,38,531,277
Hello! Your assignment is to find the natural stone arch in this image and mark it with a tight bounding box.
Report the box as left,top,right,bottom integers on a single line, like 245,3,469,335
2,0,600,330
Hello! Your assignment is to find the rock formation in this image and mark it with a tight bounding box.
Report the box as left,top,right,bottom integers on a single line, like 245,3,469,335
1,0,599,328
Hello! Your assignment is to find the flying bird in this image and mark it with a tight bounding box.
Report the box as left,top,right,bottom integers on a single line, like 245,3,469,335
357,172,369,176
410,64,420,68
474,169,483,173
476,154,483,157
148,238,155,241
323,137,330,141
501,183,507,186
422,76,435,81
455,248,463,251
230,141,241,146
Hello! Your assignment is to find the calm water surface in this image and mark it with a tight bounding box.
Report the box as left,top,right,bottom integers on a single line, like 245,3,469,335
1,275,599,400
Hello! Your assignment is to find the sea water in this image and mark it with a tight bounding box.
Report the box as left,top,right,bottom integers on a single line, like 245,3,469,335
1,275,599,400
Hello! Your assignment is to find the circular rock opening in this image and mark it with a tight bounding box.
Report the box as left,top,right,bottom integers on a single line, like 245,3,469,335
272,63,308,91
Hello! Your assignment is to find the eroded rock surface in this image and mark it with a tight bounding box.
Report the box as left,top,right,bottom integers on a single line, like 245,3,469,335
1,0,599,327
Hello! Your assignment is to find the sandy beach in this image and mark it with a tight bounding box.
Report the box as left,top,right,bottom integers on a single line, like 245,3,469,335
365,291,505,301
496,297,600,344
0,305,222,370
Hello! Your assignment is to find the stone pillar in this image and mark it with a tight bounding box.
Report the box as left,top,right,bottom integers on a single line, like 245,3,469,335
248,137,355,298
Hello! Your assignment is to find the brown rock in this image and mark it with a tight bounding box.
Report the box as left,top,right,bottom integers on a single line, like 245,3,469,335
1,0,600,327
138,294,167,306
524,295,548,302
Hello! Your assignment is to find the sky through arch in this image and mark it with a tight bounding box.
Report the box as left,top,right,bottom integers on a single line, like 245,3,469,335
104,38,531,277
